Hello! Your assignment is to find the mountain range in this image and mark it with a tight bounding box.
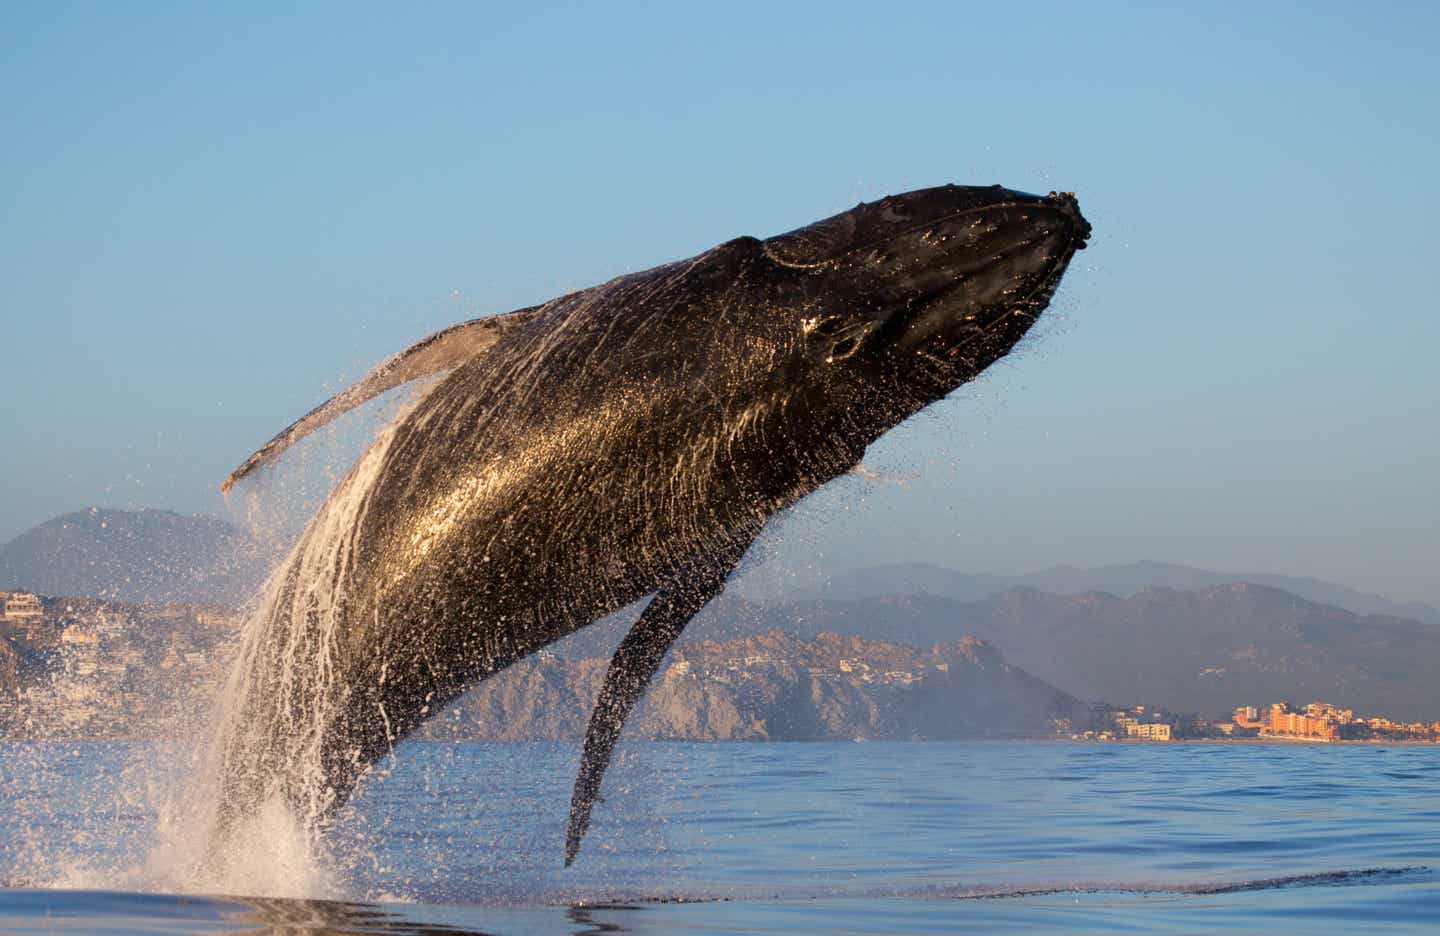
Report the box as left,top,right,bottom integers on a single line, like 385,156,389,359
3,508,1436,722
5,509,1434,628
741,560,1440,629
0,508,272,607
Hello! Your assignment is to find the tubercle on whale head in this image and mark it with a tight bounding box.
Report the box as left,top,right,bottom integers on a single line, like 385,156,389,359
759,184,1091,400
762,184,1090,269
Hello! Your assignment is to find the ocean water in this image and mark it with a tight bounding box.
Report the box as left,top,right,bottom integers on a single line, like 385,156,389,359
1,740,1438,933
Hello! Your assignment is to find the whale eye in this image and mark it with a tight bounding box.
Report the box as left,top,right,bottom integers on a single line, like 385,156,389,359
806,315,846,336
829,336,861,361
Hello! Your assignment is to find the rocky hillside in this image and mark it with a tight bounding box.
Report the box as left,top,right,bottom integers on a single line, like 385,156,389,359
746,560,1440,627
0,637,20,698
702,585,1440,720
427,631,1084,742
0,508,271,607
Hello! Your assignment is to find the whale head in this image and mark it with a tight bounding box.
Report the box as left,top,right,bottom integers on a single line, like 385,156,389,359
760,184,1090,413
771,182,1082,383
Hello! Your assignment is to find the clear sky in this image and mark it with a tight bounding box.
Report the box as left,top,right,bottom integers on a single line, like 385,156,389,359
2,2,1436,606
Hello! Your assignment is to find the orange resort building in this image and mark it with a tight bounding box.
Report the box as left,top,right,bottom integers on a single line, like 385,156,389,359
1257,702,1336,741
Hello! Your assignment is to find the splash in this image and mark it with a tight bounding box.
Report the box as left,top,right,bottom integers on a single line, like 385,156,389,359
158,410,415,897
5,401,422,899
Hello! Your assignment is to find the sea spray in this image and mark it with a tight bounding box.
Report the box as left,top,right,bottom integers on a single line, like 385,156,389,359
0,380,434,898
27,398,427,898
150,411,415,896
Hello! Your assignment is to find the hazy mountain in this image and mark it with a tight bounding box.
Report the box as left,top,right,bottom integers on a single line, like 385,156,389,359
9,505,1434,630
0,508,271,607
5,506,1435,726
700,585,1440,721
775,560,1440,628
429,631,1084,742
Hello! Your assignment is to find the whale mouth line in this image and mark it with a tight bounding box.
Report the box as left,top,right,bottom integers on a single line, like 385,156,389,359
884,235,1080,365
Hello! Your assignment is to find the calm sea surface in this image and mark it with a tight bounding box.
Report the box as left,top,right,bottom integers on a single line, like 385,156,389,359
1,741,1438,933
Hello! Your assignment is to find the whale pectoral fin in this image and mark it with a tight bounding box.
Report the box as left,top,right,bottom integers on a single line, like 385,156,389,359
220,305,539,492
564,550,746,867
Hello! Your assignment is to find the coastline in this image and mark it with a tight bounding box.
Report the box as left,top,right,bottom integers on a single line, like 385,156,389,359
2,733,1435,746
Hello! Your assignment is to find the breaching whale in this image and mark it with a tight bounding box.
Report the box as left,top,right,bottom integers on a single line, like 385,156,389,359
216,184,1091,865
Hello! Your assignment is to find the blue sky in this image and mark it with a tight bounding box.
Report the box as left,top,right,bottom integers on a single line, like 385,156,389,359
2,2,1437,605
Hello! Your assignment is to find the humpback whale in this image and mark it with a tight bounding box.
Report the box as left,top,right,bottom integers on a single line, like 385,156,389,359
216,184,1091,866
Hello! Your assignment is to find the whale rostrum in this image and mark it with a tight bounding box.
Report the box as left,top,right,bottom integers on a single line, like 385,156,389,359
215,184,1092,866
